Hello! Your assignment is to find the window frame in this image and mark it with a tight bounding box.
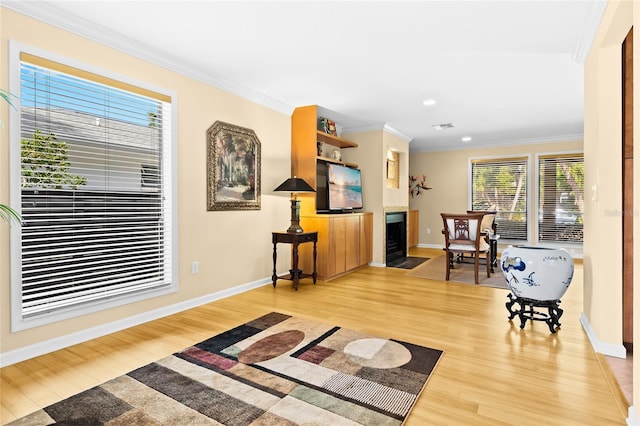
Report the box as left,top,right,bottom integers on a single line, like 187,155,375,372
9,41,179,332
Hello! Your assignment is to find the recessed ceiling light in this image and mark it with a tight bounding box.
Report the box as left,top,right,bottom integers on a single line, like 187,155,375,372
422,99,436,106
462,136,472,142
432,123,455,130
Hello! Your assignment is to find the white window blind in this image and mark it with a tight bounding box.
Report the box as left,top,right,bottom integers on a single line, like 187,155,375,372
471,157,528,241
17,54,174,319
538,154,584,243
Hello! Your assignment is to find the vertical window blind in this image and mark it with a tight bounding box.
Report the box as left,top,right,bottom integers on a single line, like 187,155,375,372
471,157,528,241
18,54,173,319
538,154,584,243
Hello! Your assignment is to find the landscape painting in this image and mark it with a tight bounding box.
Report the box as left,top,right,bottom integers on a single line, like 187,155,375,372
207,121,261,211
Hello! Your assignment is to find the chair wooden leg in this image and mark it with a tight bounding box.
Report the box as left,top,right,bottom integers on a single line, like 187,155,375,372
445,250,451,281
474,255,479,284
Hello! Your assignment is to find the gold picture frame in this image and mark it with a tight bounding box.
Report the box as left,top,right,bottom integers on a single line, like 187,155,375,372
207,121,261,211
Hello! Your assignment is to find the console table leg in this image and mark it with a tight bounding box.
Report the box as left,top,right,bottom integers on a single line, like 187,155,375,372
292,242,300,291
312,241,317,284
272,242,278,288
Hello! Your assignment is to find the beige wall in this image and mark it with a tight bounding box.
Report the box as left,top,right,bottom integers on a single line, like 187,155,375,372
0,9,292,356
382,131,410,210
408,140,583,250
344,129,409,265
584,0,638,412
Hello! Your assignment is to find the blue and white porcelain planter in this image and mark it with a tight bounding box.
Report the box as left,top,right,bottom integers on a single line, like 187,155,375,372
501,246,574,301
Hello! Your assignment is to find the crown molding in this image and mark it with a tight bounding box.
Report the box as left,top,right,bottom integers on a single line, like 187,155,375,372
2,1,294,116
572,0,608,65
342,123,412,143
383,124,412,143
413,133,584,153
341,123,384,134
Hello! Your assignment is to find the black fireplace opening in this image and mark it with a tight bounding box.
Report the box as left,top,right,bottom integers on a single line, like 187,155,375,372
386,212,407,264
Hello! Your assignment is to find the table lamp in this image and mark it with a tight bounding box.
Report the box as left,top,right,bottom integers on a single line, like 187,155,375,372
274,176,315,233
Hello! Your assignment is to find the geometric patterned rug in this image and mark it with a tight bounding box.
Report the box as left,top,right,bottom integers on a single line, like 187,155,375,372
7,312,443,425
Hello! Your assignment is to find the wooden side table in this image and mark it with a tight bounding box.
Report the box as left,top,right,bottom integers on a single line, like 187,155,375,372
272,231,317,290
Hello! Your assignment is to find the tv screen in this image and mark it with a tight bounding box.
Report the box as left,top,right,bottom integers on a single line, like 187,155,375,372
327,163,363,211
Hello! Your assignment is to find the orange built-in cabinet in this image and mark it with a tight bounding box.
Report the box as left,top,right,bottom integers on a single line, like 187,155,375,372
291,105,373,280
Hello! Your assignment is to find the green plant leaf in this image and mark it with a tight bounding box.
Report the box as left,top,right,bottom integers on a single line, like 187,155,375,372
0,89,17,109
0,204,23,225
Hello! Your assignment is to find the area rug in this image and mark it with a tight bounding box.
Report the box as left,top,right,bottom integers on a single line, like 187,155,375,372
405,255,508,289
386,256,429,270
9,312,443,425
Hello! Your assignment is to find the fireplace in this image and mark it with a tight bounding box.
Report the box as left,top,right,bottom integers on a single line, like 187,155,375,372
386,212,407,264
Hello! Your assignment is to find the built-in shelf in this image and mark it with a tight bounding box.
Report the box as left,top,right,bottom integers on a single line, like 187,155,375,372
316,131,358,148
316,156,358,168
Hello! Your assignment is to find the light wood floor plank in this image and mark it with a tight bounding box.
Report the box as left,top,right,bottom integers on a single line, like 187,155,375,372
0,248,627,425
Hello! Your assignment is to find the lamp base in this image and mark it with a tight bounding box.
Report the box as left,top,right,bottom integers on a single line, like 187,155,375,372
286,224,304,233
287,199,304,233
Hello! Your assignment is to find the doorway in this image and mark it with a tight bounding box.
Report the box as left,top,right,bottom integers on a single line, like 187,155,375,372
622,27,633,351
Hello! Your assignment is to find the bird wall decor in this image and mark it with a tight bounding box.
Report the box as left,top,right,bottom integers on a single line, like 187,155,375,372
409,175,432,198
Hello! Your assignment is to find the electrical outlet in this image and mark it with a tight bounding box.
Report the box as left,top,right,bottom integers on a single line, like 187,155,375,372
426,228,431,235
191,261,199,274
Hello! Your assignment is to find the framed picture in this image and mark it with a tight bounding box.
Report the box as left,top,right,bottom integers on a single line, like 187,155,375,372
207,121,261,211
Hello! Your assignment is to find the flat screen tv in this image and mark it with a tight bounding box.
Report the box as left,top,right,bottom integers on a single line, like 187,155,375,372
327,163,363,211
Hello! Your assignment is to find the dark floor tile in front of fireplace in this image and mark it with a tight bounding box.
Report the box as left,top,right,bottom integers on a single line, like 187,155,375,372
387,256,429,270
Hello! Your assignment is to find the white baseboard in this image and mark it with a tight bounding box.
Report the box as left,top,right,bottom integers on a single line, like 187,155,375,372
0,277,271,367
579,312,627,358
416,243,442,249
628,406,640,426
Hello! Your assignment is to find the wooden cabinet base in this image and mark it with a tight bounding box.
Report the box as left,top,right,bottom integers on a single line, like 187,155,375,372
408,210,419,248
298,212,373,281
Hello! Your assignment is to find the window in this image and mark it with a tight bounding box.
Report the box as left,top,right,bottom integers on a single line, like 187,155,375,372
471,157,528,241
12,46,176,329
538,154,584,244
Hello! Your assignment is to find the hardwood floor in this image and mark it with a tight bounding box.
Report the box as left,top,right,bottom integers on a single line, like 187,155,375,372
0,248,628,425
606,351,633,406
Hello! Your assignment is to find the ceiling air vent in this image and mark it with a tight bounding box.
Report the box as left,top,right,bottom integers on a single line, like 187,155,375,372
432,123,455,130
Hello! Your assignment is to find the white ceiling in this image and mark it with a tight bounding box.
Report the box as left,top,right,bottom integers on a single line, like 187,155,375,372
4,0,607,152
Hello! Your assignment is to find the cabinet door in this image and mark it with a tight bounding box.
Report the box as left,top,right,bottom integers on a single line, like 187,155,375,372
360,212,373,264
299,213,371,280
329,217,347,276
344,215,361,271
408,210,419,248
